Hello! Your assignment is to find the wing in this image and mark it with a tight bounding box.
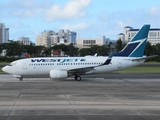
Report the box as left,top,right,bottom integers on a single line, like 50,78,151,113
68,52,114,75
68,66,96,75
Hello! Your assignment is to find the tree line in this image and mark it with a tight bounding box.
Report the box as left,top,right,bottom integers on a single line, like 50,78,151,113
0,40,160,62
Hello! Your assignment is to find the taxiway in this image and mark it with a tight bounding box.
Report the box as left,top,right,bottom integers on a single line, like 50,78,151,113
0,74,160,120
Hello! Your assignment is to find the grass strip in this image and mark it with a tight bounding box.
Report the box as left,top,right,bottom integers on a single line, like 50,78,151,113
0,68,4,74
115,67,160,73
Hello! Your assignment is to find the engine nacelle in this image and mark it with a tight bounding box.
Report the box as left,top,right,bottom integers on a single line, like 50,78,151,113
50,69,68,79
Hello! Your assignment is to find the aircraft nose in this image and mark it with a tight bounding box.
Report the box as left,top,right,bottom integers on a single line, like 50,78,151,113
2,66,8,73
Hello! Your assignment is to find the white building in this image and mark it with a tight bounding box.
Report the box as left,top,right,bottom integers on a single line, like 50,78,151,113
17,36,31,45
36,29,77,47
0,23,9,43
76,36,110,48
118,26,160,45
118,33,125,43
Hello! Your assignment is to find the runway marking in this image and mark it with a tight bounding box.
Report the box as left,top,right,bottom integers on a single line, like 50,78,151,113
53,80,84,120
7,78,29,120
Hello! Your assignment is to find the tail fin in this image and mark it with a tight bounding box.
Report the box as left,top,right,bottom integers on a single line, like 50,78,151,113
114,24,150,57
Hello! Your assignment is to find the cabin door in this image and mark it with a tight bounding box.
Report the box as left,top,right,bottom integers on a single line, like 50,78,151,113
23,61,28,70
117,61,122,68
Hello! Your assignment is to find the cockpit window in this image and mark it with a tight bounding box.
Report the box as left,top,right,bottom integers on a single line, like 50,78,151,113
8,63,12,66
8,62,16,66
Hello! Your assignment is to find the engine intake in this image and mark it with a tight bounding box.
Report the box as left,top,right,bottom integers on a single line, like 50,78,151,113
50,70,68,79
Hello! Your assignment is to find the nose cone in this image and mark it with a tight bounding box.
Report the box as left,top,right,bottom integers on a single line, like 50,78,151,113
2,66,9,73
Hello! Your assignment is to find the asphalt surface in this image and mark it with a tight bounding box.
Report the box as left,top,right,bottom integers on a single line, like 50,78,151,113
0,73,160,120
22,73,160,79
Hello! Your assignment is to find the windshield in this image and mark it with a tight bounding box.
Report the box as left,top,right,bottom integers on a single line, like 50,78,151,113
8,62,17,66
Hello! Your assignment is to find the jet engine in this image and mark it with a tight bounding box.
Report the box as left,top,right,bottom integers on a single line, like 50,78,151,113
50,69,68,79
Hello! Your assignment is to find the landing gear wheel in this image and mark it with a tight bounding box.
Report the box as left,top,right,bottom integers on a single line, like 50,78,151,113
19,77,23,81
75,75,81,81
76,76,81,81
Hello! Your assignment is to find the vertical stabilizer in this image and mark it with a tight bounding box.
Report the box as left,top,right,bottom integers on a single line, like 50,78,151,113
114,24,150,57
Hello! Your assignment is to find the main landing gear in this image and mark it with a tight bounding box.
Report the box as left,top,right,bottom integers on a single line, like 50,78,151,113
19,77,23,81
74,74,81,81
18,77,23,81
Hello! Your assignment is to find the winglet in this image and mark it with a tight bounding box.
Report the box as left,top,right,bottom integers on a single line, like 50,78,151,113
94,53,98,57
102,52,114,65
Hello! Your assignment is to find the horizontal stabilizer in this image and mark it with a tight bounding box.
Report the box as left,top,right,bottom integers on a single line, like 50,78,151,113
132,55,158,61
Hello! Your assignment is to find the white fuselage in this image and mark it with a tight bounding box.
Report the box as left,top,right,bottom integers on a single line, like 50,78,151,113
2,56,145,76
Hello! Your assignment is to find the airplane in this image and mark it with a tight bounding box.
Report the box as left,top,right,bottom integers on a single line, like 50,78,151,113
2,24,157,81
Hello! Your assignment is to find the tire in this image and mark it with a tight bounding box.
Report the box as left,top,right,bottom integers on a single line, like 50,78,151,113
76,76,81,81
19,77,23,81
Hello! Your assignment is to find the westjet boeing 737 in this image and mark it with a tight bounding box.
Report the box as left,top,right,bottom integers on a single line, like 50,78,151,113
2,24,157,81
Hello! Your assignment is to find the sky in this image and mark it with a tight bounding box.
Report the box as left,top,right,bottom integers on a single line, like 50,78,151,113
0,0,160,43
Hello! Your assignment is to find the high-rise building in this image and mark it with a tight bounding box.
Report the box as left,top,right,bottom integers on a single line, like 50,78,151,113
17,36,31,45
36,30,54,47
0,23,9,43
36,29,77,47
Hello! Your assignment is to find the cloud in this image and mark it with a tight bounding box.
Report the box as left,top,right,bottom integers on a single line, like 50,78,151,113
1,0,51,18
61,22,91,31
149,6,160,17
8,22,28,29
60,22,100,38
34,30,41,35
147,6,160,26
1,0,91,21
117,21,127,27
44,0,91,21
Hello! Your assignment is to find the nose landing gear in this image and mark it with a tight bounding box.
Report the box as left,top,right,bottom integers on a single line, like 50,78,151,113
13,75,23,81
